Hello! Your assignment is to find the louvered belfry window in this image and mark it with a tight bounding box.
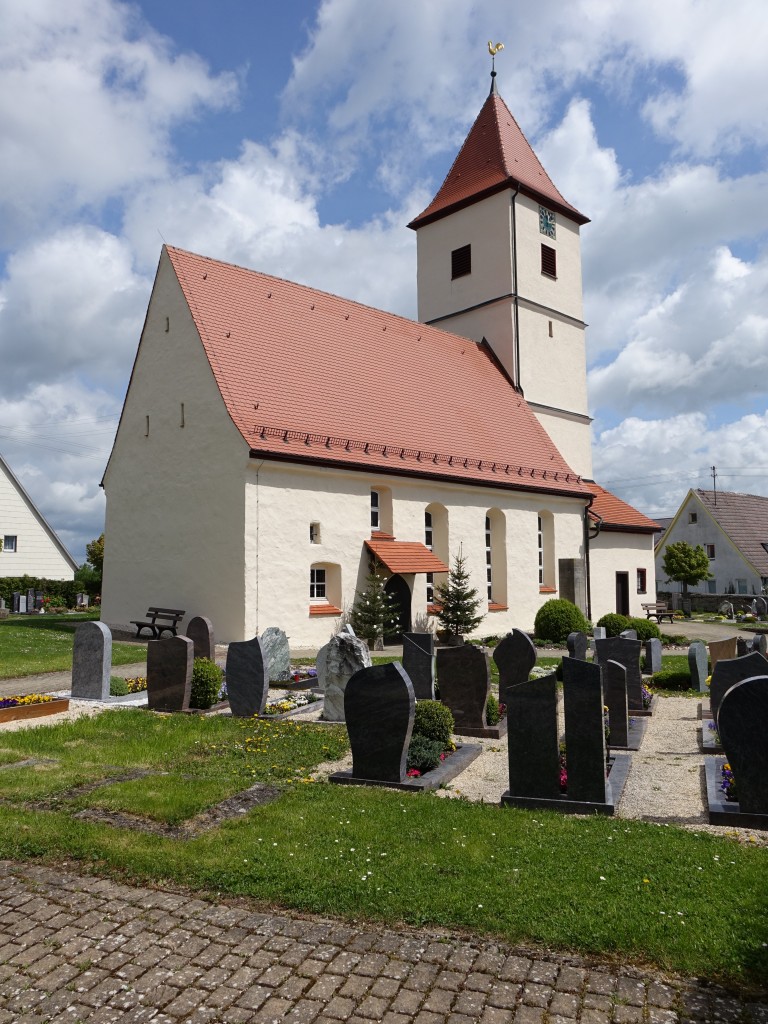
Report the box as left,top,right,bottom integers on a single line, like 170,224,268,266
541,243,557,278
451,244,472,279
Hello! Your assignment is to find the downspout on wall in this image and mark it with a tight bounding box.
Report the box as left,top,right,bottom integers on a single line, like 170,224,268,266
584,495,601,621
510,184,522,393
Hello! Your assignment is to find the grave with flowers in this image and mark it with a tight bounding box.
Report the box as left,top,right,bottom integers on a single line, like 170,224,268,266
0,694,69,724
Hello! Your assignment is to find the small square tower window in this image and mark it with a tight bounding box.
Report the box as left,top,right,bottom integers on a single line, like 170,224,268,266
370,491,380,530
688,512,697,524
636,568,647,594
2,535,17,552
706,544,715,559
540,244,557,278
451,244,471,279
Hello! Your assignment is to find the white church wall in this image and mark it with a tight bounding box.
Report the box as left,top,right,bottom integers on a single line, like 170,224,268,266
589,530,657,622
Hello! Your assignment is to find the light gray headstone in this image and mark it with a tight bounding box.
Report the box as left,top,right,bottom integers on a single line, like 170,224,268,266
755,597,768,616
343,624,356,636
688,640,708,691
71,621,112,700
320,634,371,721
593,627,607,641
18,596,27,614
566,631,589,661
260,626,291,681
620,629,638,640
644,638,662,676
750,633,768,658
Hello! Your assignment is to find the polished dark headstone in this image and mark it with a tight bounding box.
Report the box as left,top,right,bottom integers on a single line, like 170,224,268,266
493,629,537,706
710,652,768,723
226,636,268,717
736,638,749,658
437,645,490,733
718,674,768,815
261,626,291,681
604,658,629,749
71,621,112,700
709,637,738,672
595,637,643,710
147,636,193,711
644,638,662,676
506,674,560,799
344,663,415,783
187,616,215,662
566,631,589,661
562,657,608,804
402,632,435,700
689,641,708,691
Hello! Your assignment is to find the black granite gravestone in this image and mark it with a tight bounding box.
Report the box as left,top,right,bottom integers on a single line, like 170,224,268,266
147,636,193,711
402,632,435,700
505,674,560,799
436,645,490,735
226,636,268,717
604,659,629,749
493,629,537,707
187,616,215,662
344,663,415,782
689,641,708,691
717,674,768,815
566,631,589,661
561,657,608,804
710,652,768,723
595,637,643,711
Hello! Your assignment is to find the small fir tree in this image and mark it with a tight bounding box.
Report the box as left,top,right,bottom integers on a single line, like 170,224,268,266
349,560,401,642
662,541,713,599
434,548,484,639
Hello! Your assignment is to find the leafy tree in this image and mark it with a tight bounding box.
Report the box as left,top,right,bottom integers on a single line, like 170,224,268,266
662,541,713,599
75,532,105,598
86,533,104,574
433,548,484,639
349,559,401,643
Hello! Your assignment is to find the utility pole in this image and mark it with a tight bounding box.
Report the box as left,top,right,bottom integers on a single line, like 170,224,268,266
711,465,717,505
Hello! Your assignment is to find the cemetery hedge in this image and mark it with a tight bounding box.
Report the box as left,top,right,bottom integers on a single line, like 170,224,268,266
534,598,590,643
595,613,631,636
0,576,81,607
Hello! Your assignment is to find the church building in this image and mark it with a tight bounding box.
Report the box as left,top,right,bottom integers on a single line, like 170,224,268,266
101,74,658,644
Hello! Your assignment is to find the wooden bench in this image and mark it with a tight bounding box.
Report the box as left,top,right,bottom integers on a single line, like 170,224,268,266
641,602,675,623
130,607,186,639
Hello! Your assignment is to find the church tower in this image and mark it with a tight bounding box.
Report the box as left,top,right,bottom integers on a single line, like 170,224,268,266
408,72,593,478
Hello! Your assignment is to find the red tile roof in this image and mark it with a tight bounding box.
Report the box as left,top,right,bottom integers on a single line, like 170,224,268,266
365,539,449,575
588,482,660,533
409,89,588,229
166,246,591,499
695,490,768,575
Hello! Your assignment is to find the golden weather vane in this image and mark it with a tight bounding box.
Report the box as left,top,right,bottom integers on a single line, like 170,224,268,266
488,40,504,78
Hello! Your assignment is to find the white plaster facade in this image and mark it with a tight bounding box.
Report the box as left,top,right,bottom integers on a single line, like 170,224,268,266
589,530,657,621
0,455,78,580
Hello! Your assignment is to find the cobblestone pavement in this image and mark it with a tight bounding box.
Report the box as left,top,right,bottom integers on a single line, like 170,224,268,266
1,861,766,1024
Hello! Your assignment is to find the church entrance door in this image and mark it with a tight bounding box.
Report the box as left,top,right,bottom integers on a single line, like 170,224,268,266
615,572,630,616
384,574,411,642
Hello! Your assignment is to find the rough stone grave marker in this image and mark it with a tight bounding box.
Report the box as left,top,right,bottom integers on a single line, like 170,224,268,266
436,644,492,736
318,633,371,721
562,657,608,804
688,641,708,691
187,616,215,662
493,629,537,707
567,631,589,661
709,637,739,672
226,635,268,717
147,636,193,711
260,626,291,682
402,632,435,700
595,636,644,711
718,674,768,816
71,621,112,700
710,652,768,724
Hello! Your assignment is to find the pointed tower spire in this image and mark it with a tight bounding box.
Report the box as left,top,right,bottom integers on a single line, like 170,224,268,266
488,40,503,95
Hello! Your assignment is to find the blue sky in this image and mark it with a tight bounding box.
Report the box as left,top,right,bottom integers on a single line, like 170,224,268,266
1,0,768,563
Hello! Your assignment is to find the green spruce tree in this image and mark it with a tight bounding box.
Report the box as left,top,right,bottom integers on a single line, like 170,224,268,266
434,548,484,640
349,560,401,643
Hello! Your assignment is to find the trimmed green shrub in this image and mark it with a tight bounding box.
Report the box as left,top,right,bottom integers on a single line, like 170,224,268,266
486,692,500,726
109,676,129,696
413,700,454,745
406,735,445,774
534,599,589,643
595,613,631,637
627,617,662,641
650,668,692,691
190,657,224,710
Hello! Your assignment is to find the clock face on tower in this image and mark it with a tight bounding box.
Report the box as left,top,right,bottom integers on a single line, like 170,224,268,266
539,205,556,239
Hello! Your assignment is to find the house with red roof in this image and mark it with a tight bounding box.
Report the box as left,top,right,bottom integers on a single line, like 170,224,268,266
101,73,657,643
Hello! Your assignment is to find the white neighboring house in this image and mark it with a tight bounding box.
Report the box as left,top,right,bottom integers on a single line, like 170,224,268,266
655,489,768,598
101,74,658,644
0,453,78,580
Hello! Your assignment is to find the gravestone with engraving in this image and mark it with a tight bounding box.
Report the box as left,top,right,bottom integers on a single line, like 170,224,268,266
595,636,644,711
604,659,629,749
710,652,768,724
18,595,27,614
226,635,268,717
402,632,435,700
319,633,371,721
71,621,112,700
644,638,662,676
567,631,589,661
504,673,560,800
709,637,739,672
336,663,415,783
688,641,708,692
562,657,608,804
493,629,537,707
187,616,215,662
437,645,493,737
260,626,291,682
147,636,193,711
717,674,768,816
719,601,735,619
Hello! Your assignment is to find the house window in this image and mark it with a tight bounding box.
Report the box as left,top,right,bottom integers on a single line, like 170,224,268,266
370,491,379,530
309,522,321,544
688,512,698,524
451,244,471,280
538,511,555,590
706,544,715,559
636,568,647,594
2,536,17,553
541,244,556,278
707,580,717,594
737,579,748,595
538,516,544,586
485,516,493,601
425,511,434,604
310,567,326,599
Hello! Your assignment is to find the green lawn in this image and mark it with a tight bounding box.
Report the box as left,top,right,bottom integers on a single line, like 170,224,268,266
0,709,765,990
0,614,143,679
